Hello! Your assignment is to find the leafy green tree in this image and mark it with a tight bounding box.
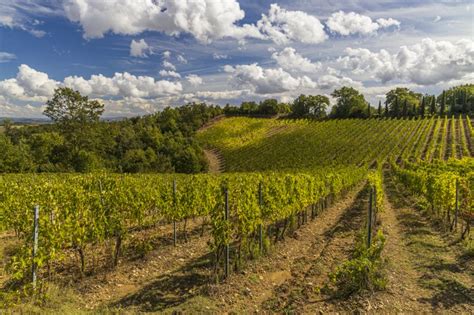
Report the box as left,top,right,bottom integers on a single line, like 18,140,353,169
292,94,329,118
28,132,64,172
385,88,421,117
0,134,34,172
330,87,368,118
240,101,258,114
44,87,104,127
438,84,474,115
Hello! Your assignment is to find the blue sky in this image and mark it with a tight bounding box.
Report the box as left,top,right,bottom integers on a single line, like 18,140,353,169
0,0,473,117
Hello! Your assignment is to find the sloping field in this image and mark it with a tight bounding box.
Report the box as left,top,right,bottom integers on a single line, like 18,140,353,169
197,116,473,172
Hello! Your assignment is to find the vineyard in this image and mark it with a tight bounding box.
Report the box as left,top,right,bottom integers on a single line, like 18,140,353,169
197,116,473,171
1,116,473,313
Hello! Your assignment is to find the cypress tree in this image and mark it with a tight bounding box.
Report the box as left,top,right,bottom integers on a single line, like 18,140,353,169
451,92,456,114
462,90,468,114
440,90,446,116
402,99,408,117
378,100,382,117
385,100,389,117
420,96,425,118
430,96,436,115
412,102,416,117
394,96,400,118
367,102,371,117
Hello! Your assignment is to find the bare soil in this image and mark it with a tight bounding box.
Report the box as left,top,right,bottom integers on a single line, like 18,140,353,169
372,171,474,314
203,149,224,173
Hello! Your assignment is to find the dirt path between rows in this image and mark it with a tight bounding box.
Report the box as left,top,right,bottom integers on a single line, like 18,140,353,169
263,187,369,314
203,149,224,173
370,171,474,314
79,219,211,310
200,184,368,314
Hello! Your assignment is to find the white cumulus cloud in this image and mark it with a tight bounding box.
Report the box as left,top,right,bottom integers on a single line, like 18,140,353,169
63,0,262,43
0,64,183,112
326,11,400,36
186,74,203,86
64,72,182,98
336,38,474,85
130,39,151,58
257,4,327,45
271,47,321,73
162,60,176,71
224,63,316,94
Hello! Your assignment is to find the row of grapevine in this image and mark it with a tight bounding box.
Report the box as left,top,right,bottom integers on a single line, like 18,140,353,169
390,160,473,233
198,117,471,173
0,166,367,280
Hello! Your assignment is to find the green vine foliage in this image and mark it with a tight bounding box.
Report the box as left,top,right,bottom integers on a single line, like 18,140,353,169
328,230,387,297
391,160,473,219
0,166,366,280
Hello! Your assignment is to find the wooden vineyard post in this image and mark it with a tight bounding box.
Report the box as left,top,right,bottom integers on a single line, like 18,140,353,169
224,188,230,279
374,187,377,223
173,179,177,246
367,187,373,248
454,179,459,231
32,205,39,290
258,182,264,253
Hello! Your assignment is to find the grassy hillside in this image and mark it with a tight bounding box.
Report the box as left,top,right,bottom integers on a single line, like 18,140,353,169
197,116,473,172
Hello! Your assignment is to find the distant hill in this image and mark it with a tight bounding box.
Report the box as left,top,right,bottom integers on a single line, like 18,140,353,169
0,116,127,125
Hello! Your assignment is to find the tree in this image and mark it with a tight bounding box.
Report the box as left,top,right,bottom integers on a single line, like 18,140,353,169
462,90,468,114
440,90,446,116
367,102,371,117
330,87,368,118
451,93,456,115
257,99,290,115
385,100,389,117
43,88,105,168
438,84,474,115
0,134,34,172
378,100,382,117
420,97,425,118
393,96,400,117
430,96,436,115
240,101,258,114
44,87,104,127
402,99,408,117
292,94,329,118
386,87,421,117
1,118,13,136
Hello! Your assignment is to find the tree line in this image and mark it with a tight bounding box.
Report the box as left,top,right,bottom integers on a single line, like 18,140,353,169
1,84,472,173
1,88,222,173
223,84,474,119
